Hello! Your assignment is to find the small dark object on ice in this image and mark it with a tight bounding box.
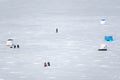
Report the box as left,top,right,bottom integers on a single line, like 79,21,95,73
44,62,47,67
14,45,16,48
47,62,50,66
56,28,58,33
98,49,107,51
17,44,20,48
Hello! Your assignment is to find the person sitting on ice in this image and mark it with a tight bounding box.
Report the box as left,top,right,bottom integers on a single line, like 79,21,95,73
44,62,47,67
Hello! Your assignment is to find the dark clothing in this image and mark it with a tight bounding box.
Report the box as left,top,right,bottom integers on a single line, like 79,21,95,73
44,62,47,67
14,45,16,48
47,62,50,66
17,45,19,48
56,28,58,33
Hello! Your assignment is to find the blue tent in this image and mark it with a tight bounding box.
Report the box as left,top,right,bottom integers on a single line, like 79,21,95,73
104,36,113,41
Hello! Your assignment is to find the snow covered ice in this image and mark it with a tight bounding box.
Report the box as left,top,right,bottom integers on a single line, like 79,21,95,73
100,18,106,25
0,0,120,80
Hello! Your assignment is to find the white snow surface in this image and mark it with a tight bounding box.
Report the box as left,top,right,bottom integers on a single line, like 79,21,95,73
0,0,120,80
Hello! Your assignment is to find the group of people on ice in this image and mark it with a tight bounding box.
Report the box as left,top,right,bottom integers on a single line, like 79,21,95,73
6,39,20,49
44,62,51,67
10,44,20,48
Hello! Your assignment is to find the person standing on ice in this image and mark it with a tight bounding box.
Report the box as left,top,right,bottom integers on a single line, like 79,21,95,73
47,62,50,66
56,28,58,33
17,44,19,48
14,45,16,48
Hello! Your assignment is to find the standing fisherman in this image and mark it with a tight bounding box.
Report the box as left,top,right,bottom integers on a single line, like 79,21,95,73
56,28,58,33
17,44,20,48
14,45,16,48
47,62,50,66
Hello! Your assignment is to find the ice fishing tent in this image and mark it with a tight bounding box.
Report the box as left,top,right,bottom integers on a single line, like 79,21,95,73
98,44,107,51
6,39,14,46
104,36,113,41
100,18,106,25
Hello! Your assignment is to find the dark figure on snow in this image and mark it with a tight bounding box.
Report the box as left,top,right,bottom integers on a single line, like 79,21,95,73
17,44,19,48
14,45,16,48
44,62,47,67
47,62,50,66
56,28,58,33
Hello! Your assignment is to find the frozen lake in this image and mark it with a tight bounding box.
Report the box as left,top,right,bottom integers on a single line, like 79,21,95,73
0,0,120,80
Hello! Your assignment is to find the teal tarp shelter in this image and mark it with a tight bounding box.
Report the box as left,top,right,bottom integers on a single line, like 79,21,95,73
104,36,113,41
